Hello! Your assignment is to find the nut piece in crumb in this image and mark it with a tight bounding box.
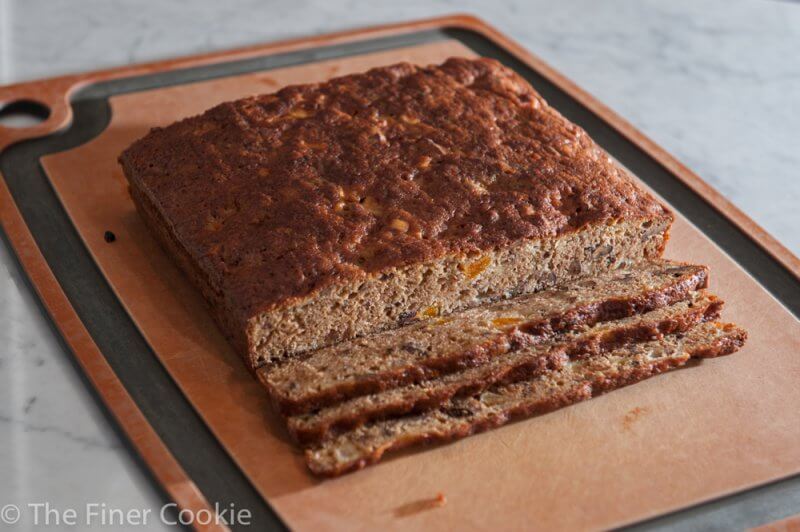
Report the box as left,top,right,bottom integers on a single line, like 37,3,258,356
390,218,409,233
360,196,382,215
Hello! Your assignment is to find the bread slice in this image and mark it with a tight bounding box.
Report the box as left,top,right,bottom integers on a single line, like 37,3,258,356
288,291,721,444
305,321,746,476
259,261,708,414
120,57,672,369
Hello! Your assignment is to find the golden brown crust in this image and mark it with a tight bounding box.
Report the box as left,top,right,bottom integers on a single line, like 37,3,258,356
119,57,671,339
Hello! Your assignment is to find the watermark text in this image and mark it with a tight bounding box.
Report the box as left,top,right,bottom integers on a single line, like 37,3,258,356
1,501,251,527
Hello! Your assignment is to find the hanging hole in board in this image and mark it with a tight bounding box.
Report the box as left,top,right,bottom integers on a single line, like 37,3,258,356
0,100,51,128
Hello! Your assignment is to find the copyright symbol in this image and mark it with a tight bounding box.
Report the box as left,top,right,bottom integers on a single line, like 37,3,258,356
1,504,20,524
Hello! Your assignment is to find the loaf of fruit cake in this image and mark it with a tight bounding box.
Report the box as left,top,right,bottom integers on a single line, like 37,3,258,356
119,57,673,369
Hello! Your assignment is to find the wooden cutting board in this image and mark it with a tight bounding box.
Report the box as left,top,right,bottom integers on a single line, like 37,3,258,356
2,15,799,531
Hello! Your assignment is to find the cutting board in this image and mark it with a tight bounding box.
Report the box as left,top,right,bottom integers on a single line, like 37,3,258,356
2,15,799,531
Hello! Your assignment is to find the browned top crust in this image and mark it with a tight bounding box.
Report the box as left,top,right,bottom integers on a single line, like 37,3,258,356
119,57,670,319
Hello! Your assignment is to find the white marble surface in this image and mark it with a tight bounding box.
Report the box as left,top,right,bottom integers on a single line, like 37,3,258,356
0,240,171,531
0,0,798,529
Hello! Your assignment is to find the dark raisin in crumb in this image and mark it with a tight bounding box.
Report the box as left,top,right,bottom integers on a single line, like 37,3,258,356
398,311,416,325
104,231,116,243
400,342,424,354
441,407,473,418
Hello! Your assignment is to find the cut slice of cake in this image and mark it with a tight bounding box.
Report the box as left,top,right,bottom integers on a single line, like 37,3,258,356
120,57,672,369
260,260,707,414
287,291,721,444
305,321,746,476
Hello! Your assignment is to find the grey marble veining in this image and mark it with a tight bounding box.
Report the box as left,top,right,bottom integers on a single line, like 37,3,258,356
0,0,798,528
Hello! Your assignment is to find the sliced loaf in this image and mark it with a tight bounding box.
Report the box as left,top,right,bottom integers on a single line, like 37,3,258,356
288,291,721,444
305,321,746,476
120,57,672,369
260,261,708,414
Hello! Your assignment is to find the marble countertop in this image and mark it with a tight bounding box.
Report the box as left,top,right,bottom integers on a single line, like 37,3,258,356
1,0,798,529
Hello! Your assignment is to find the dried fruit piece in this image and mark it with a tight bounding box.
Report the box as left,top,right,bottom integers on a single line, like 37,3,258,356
419,305,440,319
464,256,491,279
